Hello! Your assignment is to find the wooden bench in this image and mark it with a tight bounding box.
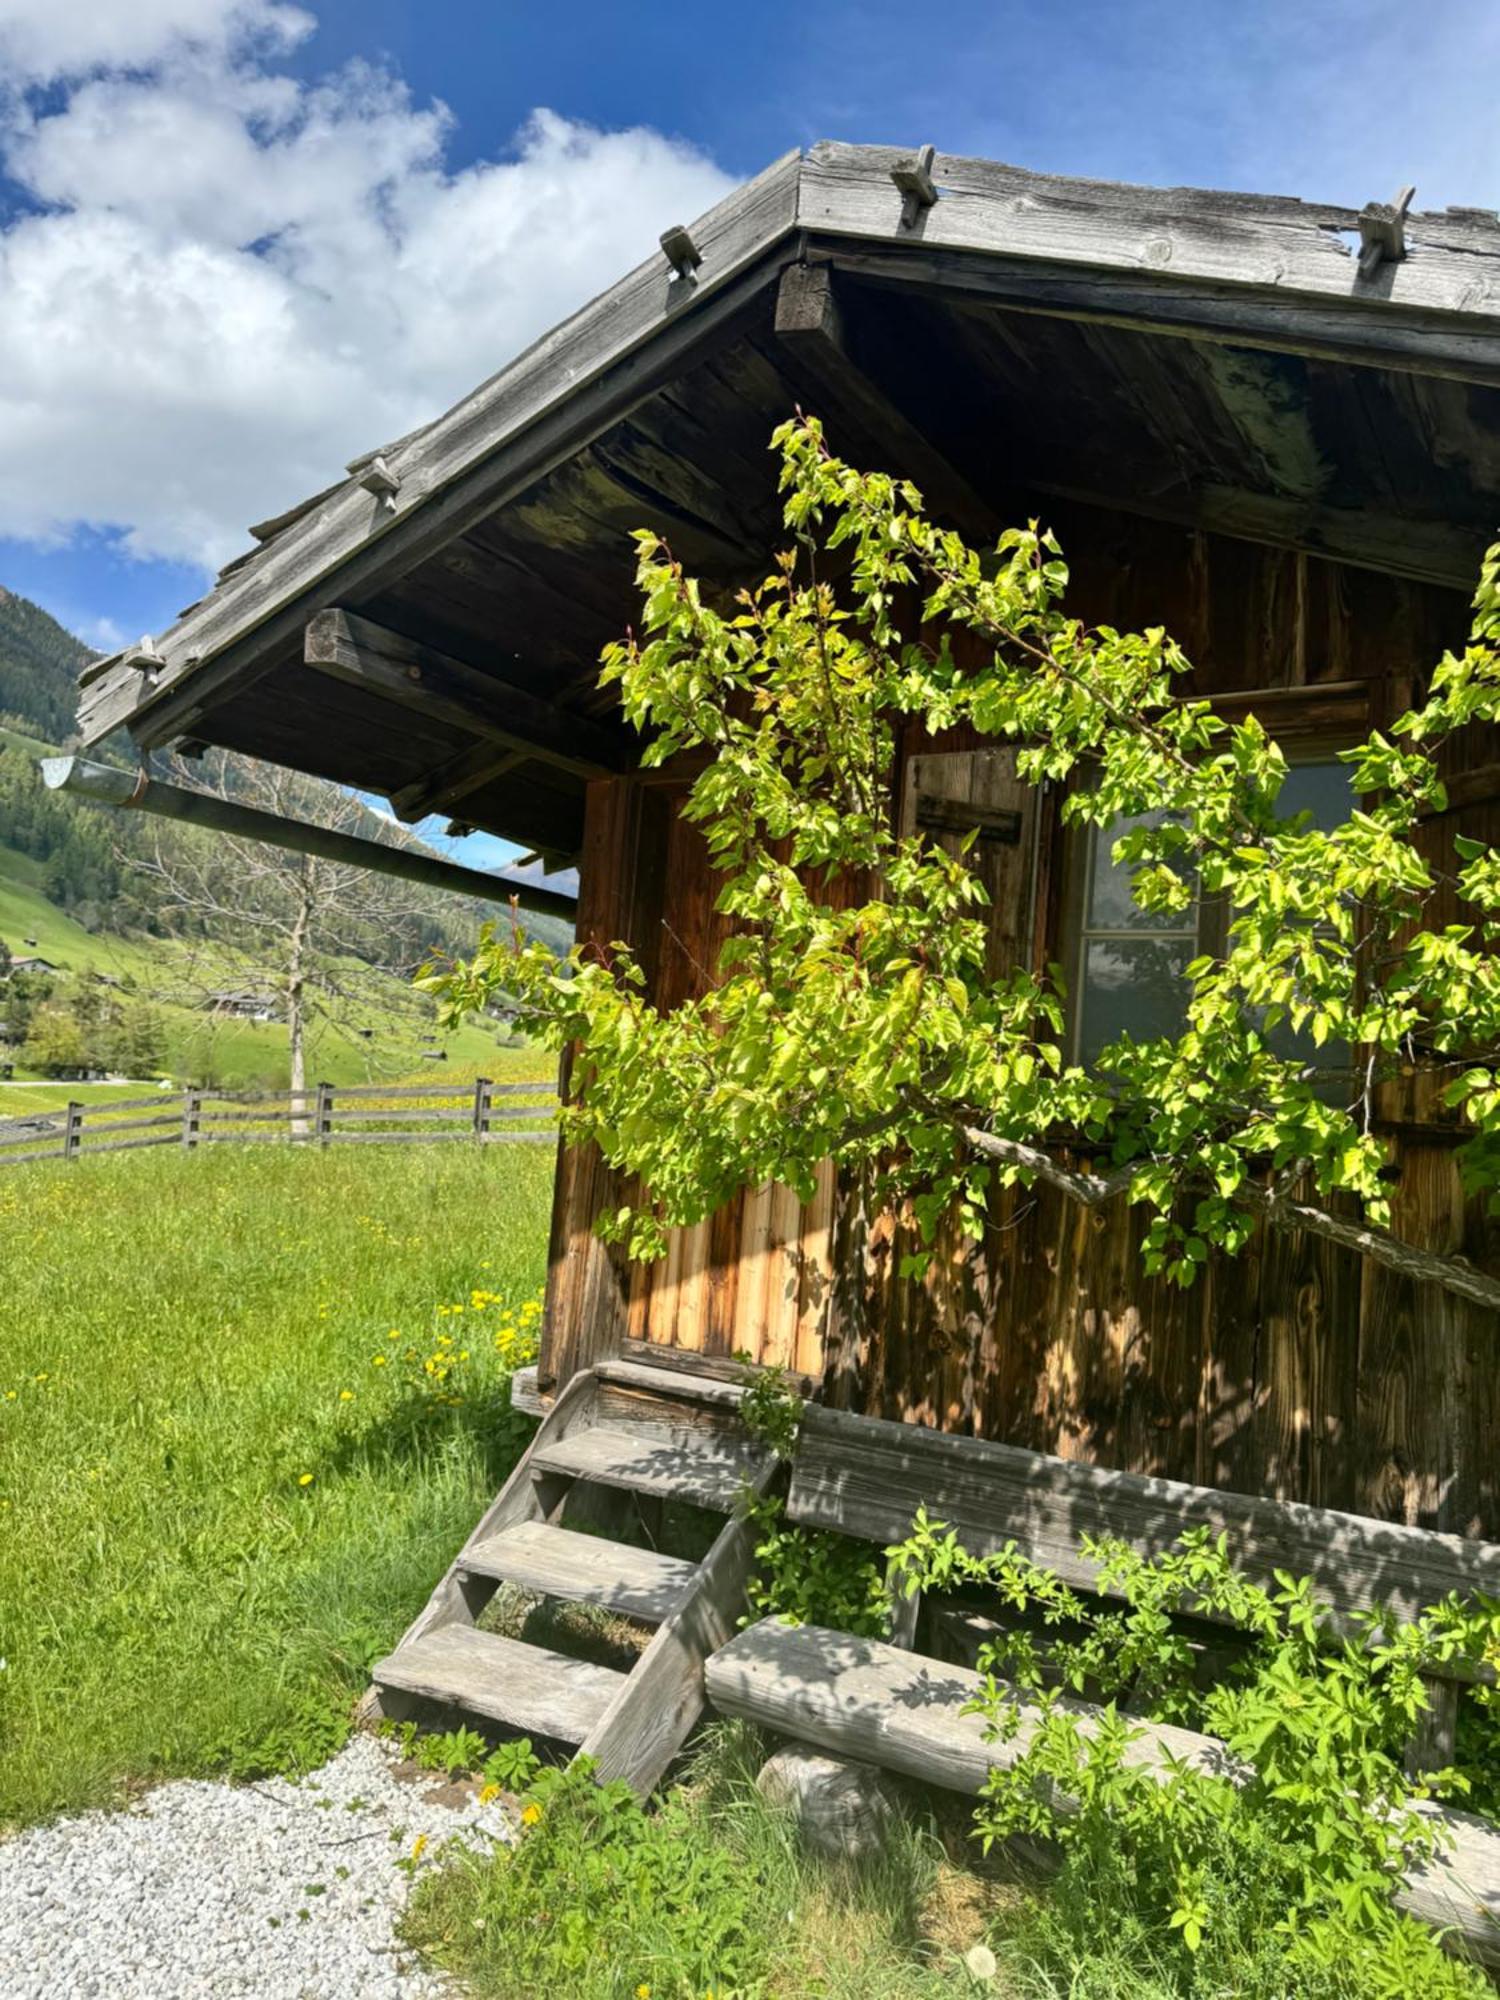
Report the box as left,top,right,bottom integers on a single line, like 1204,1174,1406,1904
705,1618,1500,1963
704,1404,1500,1962
787,1404,1500,1772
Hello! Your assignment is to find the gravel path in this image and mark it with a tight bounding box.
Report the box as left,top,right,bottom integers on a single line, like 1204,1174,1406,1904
0,1734,516,1999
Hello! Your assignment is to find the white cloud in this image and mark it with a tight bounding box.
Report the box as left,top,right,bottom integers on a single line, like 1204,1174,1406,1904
0,6,734,571
0,0,312,84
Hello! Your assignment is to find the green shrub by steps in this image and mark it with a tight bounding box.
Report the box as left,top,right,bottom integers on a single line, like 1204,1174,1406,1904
0,1140,552,1826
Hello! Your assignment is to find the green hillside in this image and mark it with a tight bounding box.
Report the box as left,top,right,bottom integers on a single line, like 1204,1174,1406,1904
0,851,518,1089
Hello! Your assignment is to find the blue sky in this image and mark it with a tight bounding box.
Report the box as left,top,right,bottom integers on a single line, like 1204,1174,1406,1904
2,0,1498,865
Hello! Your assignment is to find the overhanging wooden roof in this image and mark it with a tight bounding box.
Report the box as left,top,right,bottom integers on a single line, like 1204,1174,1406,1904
77,142,1500,860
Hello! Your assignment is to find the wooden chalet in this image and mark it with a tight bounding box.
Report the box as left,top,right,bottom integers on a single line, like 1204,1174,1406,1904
79,143,1500,1544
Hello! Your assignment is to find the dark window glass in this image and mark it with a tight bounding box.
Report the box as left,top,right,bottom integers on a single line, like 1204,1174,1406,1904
1072,760,1353,1070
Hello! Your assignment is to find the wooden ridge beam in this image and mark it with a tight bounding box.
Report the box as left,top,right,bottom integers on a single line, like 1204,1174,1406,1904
304,609,630,780
772,263,997,540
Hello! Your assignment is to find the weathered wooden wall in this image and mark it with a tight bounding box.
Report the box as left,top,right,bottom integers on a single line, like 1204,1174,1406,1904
542,504,1500,1538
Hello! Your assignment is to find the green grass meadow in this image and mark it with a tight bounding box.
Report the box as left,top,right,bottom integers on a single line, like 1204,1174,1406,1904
0,1137,554,1827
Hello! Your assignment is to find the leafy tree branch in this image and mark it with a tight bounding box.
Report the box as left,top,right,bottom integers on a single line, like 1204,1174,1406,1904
424,417,1500,1314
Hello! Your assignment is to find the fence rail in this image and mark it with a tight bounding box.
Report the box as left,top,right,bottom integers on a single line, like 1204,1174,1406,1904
0,1078,558,1169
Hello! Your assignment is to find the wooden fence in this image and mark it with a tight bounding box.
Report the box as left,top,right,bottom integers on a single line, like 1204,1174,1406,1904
0,1079,558,1169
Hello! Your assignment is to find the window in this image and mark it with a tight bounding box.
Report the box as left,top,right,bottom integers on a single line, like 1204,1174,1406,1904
1069,757,1354,1067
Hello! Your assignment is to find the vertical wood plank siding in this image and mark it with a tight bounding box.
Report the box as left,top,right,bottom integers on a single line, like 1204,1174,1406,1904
542,506,1500,1536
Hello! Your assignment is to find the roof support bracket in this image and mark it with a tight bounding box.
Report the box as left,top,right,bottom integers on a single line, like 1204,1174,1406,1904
660,224,703,282
890,144,938,230
354,454,401,507
303,608,629,781
1357,185,1415,280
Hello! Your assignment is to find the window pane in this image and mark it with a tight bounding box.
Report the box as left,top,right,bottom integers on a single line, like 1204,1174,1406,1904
1277,760,1353,830
1087,811,1196,931
1077,937,1192,1064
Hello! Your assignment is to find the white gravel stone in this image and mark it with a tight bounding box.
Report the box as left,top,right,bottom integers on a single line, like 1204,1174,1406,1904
0,1732,516,1999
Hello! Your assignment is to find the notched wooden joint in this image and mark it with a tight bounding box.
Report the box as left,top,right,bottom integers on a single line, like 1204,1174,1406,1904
122,635,167,684
355,454,401,505
660,224,703,282
1356,184,1415,280
891,144,938,230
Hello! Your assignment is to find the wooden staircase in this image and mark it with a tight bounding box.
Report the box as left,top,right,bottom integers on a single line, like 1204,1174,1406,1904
369,1358,777,1796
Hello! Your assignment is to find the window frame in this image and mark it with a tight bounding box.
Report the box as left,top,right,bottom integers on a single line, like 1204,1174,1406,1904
1061,739,1357,1069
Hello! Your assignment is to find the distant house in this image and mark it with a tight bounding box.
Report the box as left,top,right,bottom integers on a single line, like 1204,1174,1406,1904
7,955,59,976
205,989,279,1022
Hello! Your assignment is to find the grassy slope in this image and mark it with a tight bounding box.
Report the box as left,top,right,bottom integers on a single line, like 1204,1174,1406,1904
0,1138,554,1826
0,845,516,1088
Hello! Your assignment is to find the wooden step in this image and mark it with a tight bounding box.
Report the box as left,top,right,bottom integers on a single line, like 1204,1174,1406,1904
459,1521,698,1623
595,1357,746,1410
532,1425,771,1512
372,1624,626,1743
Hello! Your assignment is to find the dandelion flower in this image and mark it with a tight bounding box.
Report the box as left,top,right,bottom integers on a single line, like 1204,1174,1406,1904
964,1945,998,1983
339,1389,355,1402
478,1783,501,1806
411,1833,428,1861
636,1986,652,1999
520,1802,542,1827
298,1473,315,1487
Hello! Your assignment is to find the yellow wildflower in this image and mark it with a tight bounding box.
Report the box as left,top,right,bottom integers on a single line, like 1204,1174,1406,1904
636,1986,652,1999
520,1802,542,1827
478,1782,501,1805
372,1355,388,1367
339,1389,355,1403
411,1833,428,1861
298,1473,314,1487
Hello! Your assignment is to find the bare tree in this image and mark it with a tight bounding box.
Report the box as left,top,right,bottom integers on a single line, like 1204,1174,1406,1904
130,753,462,1117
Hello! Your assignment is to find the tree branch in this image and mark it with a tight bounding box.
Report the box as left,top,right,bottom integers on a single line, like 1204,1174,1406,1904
960,1125,1500,1316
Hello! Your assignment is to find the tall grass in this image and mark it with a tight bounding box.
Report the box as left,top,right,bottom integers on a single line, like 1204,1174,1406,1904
0,1139,552,1827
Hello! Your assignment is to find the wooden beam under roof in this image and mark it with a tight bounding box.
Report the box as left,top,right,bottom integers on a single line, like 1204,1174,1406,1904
390,742,529,825
823,239,1500,390
1030,478,1493,592
772,263,996,539
303,608,629,780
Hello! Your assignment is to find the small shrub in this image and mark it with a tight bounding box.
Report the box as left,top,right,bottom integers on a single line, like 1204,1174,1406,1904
888,1510,1500,1997
744,1491,891,1638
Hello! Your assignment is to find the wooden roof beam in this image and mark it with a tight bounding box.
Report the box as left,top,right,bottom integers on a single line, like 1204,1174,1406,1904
821,240,1500,390
304,608,630,781
1027,477,1492,592
390,742,529,825
772,262,997,541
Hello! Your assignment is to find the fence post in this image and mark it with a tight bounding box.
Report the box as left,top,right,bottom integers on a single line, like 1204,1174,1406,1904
180,1087,201,1150
315,1081,333,1148
472,1075,490,1141
63,1100,84,1160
